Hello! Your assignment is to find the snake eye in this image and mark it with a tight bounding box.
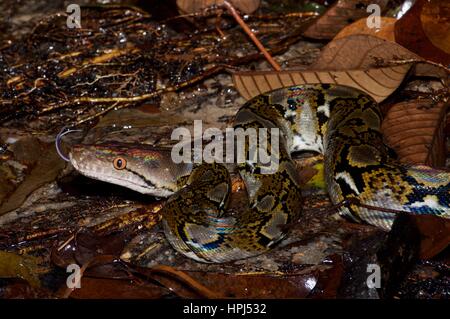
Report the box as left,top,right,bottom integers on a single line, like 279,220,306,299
113,157,127,170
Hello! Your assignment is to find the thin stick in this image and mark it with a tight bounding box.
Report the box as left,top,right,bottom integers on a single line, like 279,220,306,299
150,265,223,298
222,1,281,71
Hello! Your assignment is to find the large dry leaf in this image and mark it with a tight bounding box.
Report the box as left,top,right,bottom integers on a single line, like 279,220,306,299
313,34,419,70
410,215,450,260
381,99,448,166
314,34,449,90
150,270,318,298
231,34,446,102
333,17,396,42
177,0,260,14
232,64,411,102
320,33,448,83
0,139,67,216
303,0,389,40
395,0,450,65
133,265,318,299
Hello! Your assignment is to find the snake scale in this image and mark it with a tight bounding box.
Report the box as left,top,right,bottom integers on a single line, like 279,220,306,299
69,84,450,263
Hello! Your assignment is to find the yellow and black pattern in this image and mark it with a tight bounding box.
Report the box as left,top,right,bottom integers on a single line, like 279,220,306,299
162,84,450,262
162,92,303,263
69,84,450,263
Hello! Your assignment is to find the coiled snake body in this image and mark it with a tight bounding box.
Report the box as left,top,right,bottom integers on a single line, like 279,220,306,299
69,84,450,263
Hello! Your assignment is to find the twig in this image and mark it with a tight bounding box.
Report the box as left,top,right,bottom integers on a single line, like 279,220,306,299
223,1,281,71
148,265,224,299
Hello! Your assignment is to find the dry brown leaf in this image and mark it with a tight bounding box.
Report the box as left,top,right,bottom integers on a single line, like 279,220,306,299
310,255,344,298
148,268,319,298
413,63,450,84
313,34,420,70
231,34,445,102
395,0,450,65
421,0,450,57
177,0,260,14
232,64,411,102
381,99,448,166
334,17,396,42
303,0,389,40
314,34,449,94
410,215,450,260
0,139,67,216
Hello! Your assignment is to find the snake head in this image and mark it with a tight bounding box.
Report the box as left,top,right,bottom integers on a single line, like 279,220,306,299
69,142,192,198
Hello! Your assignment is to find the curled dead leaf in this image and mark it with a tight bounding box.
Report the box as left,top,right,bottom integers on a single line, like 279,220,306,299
381,99,448,166
395,0,450,65
333,17,396,42
0,138,67,216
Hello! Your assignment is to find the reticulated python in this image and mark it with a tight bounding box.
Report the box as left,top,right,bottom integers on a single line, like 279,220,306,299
69,84,450,263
